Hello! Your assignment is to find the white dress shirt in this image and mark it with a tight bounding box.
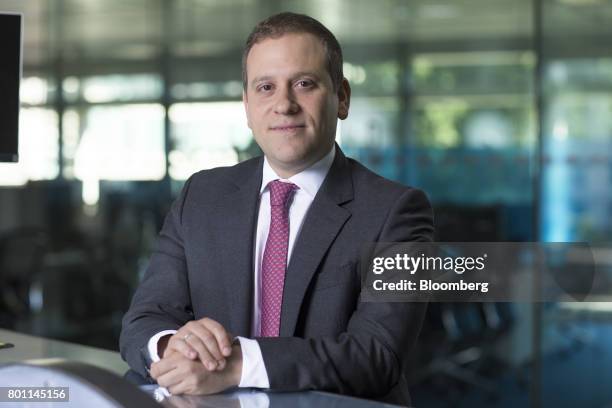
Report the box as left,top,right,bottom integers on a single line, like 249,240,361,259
148,145,336,389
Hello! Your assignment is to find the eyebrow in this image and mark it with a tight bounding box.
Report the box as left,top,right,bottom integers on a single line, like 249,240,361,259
250,76,273,87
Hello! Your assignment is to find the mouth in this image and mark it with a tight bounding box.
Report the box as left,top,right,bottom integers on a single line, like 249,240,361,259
269,124,306,131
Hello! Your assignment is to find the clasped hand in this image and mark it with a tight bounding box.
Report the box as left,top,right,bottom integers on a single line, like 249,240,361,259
150,317,242,395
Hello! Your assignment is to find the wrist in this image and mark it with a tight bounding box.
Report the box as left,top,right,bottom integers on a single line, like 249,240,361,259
228,343,243,387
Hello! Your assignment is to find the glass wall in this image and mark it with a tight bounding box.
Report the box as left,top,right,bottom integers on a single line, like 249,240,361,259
168,102,251,180
0,1,610,407
0,76,59,185
410,50,536,209
538,0,612,407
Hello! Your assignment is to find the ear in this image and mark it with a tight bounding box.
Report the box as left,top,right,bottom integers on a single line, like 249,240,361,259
337,78,351,120
243,90,252,129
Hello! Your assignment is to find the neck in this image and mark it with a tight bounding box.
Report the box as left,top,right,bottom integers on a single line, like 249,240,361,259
270,164,307,179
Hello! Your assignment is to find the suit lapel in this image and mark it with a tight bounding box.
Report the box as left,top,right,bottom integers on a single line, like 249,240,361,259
280,147,353,336
215,158,263,337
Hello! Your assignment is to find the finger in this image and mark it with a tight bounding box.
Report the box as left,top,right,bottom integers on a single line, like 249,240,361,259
156,364,186,389
167,372,196,396
168,380,190,396
216,358,226,371
150,355,179,379
186,323,225,365
168,334,198,360
184,333,219,371
200,318,233,357
166,361,206,395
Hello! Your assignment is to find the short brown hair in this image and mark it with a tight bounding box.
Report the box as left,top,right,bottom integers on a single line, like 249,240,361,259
242,12,344,91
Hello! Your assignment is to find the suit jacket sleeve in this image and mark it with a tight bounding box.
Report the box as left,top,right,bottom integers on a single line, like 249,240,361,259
255,187,434,399
119,176,195,378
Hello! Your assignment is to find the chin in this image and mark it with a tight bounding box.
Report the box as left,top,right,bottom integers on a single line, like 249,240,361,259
276,154,307,168
274,144,307,159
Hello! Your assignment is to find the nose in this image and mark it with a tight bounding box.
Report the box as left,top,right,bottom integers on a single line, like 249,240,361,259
274,86,300,115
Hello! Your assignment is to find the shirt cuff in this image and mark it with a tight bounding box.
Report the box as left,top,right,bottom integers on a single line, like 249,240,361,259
147,329,177,363
236,336,270,388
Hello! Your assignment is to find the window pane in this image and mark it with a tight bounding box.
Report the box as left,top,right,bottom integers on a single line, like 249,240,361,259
344,60,400,96
170,58,243,101
63,74,162,104
171,80,243,100
414,51,534,95
20,76,56,106
0,108,59,185
542,59,612,242
409,51,536,206
341,97,400,181
65,104,165,182
169,102,252,180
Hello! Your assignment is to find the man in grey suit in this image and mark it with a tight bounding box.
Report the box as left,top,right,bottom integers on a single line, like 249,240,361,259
120,12,434,405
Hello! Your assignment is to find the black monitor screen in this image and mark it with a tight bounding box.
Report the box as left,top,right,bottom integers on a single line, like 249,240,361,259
0,13,22,162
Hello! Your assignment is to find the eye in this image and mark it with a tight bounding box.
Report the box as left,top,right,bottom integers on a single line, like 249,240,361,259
296,80,314,88
257,83,273,92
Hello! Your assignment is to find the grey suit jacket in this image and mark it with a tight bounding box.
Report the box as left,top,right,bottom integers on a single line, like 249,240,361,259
120,146,434,405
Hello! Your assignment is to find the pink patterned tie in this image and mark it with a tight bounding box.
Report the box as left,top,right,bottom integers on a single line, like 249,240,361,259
261,180,298,337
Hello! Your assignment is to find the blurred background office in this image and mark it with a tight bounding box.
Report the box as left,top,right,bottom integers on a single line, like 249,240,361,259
0,0,611,407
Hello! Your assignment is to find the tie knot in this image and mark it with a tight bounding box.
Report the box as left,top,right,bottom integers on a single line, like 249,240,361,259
268,180,297,207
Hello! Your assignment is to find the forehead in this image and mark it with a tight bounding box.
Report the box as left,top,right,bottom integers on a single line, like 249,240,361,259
246,33,327,78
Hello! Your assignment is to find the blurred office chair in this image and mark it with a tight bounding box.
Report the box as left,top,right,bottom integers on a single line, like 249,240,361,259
410,302,515,403
0,227,49,327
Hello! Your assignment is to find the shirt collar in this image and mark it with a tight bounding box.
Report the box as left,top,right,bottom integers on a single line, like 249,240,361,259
260,145,336,198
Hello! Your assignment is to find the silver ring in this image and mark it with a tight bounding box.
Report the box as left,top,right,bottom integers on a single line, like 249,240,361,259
183,333,193,342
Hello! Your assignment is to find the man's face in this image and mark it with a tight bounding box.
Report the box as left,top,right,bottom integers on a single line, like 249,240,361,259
243,33,350,177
